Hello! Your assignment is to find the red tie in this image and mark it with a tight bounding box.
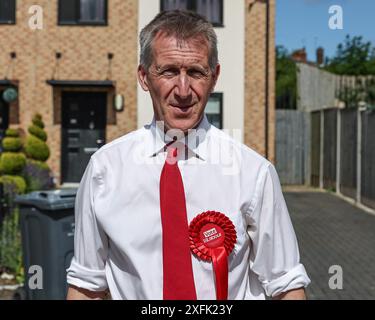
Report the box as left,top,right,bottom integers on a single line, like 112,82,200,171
160,146,197,300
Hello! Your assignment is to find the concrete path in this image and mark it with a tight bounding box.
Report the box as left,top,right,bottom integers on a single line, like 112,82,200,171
285,191,375,300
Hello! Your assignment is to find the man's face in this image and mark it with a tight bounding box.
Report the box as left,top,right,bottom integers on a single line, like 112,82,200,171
138,32,220,133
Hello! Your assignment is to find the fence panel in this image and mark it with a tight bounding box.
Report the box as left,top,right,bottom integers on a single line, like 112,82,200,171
361,111,375,209
340,109,357,199
323,109,337,190
310,111,321,187
276,110,309,185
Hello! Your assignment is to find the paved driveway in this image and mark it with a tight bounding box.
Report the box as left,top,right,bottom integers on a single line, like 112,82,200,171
285,191,375,300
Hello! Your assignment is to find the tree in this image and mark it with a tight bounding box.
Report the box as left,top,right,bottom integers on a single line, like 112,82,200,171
325,35,375,75
325,35,375,108
276,45,297,109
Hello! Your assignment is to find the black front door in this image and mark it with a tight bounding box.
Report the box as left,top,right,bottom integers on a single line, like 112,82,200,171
61,92,106,183
0,92,9,152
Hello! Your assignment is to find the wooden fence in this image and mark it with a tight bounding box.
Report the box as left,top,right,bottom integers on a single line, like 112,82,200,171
276,108,375,210
275,110,310,185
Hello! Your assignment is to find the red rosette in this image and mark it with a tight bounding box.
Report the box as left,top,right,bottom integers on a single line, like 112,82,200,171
188,211,237,300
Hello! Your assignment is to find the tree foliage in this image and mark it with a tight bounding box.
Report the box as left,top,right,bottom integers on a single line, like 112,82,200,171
276,45,297,109
325,35,375,75
324,35,375,108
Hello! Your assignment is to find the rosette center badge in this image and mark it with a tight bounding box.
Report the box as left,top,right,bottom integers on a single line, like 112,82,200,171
201,224,225,247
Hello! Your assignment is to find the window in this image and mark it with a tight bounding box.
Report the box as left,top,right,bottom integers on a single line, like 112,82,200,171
0,90,10,153
160,0,223,27
205,93,223,129
0,0,16,24
0,91,10,131
58,0,107,25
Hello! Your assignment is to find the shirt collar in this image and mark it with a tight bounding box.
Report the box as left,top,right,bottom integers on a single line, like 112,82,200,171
144,115,211,161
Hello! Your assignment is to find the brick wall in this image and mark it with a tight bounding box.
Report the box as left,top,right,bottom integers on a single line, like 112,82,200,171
0,0,276,179
244,0,275,163
0,0,138,183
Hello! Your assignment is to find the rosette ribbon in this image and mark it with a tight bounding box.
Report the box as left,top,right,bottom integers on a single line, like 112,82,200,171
189,211,237,300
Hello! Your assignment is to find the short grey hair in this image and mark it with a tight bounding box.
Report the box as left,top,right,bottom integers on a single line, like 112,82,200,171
139,10,218,73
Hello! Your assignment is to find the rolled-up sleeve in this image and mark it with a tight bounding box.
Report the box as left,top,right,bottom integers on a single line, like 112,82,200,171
247,163,310,298
66,156,109,292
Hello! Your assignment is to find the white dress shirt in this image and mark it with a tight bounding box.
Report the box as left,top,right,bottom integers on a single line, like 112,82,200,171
67,115,310,299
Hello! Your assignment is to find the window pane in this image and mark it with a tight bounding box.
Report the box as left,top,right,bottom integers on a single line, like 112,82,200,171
80,0,105,22
205,93,222,129
0,0,15,23
161,0,189,11
0,95,9,130
59,0,78,23
205,98,220,114
196,0,222,25
206,114,221,129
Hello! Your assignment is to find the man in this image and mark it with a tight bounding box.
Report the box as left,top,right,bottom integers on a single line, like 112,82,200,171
67,10,310,300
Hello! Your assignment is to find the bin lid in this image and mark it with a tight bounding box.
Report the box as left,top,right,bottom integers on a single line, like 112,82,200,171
15,189,77,211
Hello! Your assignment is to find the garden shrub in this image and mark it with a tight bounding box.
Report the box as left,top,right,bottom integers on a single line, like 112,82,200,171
23,114,54,191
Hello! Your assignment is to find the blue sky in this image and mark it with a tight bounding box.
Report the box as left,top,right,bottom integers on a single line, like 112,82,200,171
276,0,375,61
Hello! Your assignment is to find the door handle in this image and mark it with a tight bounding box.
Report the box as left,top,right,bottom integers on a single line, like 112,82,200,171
96,139,104,144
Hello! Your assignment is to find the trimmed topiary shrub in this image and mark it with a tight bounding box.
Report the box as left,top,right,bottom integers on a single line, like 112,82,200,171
24,114,50,162
31,114,44,129
0,153,26,175
0,129,26,191
23,114,54,192
24,135,50,162
4,128,19,138
28,124,47,142
1,137,23,152
0,175,27,194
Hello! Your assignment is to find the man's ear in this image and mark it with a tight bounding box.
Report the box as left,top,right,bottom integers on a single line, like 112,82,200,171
137,65,149,92
211,64,221,92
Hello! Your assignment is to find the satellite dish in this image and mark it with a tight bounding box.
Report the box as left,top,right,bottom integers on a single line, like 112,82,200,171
2,87,18,103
